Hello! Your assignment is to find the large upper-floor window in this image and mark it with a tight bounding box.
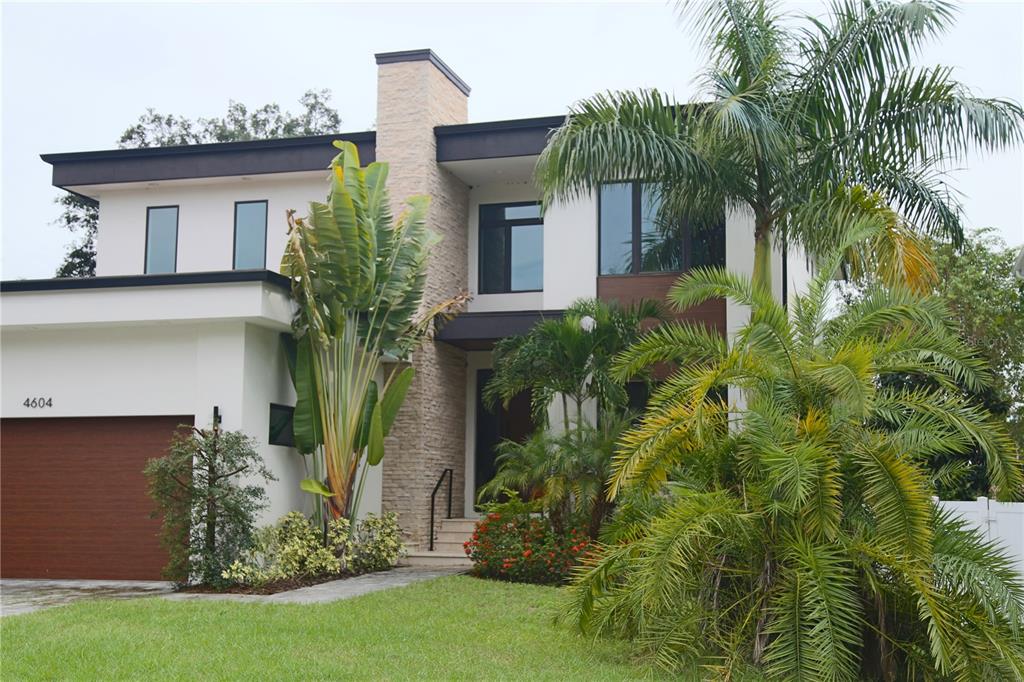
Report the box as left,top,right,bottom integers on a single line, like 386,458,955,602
599,182,725,275
234,200,268,269
145,206,179,274
478,202,543,294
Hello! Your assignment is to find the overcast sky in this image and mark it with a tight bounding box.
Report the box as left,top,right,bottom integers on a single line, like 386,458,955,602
2,1,1022,280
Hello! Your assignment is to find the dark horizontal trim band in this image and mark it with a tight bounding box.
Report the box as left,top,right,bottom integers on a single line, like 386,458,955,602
41,133,376,189
374,49,471,96
435,309,563,349
1,269,291,293
434,116,565,162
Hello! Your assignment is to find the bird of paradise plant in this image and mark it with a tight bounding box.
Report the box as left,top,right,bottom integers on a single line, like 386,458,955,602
281,140,465,523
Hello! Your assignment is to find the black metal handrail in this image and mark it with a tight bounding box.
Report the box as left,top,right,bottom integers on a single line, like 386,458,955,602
428,468,454,551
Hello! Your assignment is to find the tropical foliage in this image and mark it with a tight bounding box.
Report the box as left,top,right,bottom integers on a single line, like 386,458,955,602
281,141,464,524
485,298,659,431
536,0,1024,292
144,425,275,587
480,415,628,538
565,237,1024,679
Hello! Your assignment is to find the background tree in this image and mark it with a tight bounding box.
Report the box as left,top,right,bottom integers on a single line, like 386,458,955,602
144,423,275,587
54,90,341,277
537,0,1024,293
879,229,1024,498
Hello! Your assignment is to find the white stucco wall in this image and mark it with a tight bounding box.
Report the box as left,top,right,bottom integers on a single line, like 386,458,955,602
466,182,597,313
0,293,305,527
94,173,327,276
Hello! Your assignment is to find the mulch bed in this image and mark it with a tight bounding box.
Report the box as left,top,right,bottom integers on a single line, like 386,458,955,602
178,572,356,596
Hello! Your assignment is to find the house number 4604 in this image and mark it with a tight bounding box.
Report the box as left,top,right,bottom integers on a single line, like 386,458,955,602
23,397,53,408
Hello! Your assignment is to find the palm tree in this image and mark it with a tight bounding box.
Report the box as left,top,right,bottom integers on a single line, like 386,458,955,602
485,297,660,431
281,141,465,522
480,414,629,538
537,0,1024,293
565,231,1024,678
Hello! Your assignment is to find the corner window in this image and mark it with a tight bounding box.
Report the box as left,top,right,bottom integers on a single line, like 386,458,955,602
234,201,268,269
479,202,543,294
145,206,178,274
268,403,295,447
598,183,724,275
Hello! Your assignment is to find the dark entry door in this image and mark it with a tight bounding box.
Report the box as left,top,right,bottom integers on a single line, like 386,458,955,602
475,369,533,500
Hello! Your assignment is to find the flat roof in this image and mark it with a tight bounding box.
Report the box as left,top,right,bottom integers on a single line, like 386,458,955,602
41,114,567,191
1,269,290,293
41,132,376,192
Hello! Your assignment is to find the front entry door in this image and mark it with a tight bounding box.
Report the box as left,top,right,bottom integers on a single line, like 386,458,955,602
474,369,533,502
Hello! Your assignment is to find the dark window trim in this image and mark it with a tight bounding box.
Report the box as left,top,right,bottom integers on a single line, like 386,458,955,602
232,200,269,270
477,200,544,295
144,205,179,274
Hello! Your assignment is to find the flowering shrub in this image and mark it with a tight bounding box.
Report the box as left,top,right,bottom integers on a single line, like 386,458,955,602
464,503,589,584
222,511,403,587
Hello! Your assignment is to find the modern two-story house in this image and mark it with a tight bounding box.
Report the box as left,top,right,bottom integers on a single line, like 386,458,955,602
0,49,811,580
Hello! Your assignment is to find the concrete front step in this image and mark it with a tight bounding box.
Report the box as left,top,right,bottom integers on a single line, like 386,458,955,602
400,549,472,568
435,530,473,545
437,518,477,534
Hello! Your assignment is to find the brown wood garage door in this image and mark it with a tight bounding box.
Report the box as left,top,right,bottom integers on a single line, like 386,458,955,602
1,415,192,580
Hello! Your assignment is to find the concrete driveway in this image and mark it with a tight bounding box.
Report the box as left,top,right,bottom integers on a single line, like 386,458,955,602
1,579,174,616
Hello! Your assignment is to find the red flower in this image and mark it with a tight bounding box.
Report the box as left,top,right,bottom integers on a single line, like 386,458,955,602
522,549,532,558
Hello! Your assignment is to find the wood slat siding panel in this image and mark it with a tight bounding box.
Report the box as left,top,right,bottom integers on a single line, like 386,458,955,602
1,415,192,580
596,274,726,334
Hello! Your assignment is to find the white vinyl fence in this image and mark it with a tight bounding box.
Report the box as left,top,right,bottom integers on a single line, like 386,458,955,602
938,498,1024,577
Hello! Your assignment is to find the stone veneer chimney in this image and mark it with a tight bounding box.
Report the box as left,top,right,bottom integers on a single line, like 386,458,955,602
374,49,470,547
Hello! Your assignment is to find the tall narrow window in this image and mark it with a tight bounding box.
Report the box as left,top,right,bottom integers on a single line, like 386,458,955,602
145,206,178,274
599,183,724,275
478,202,543,294
234,201,268,269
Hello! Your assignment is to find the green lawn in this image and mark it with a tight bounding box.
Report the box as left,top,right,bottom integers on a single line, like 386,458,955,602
1,575,651,680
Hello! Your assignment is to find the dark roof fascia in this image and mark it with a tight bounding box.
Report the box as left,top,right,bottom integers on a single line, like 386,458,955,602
374,49,471,96
434,115,565,162
1,269,291,293
40,132,376,189
435,309,564,349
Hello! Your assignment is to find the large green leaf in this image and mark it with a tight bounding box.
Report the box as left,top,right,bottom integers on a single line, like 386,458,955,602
355,380,379,451
366,402,385,466
300,478,333,497
380,367,414,436
291,337,322,454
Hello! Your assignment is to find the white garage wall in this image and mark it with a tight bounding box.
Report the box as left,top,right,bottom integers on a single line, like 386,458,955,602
95,172,328,276
1,318,305,527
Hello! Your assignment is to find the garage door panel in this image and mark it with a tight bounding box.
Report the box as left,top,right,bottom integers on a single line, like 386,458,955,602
1,416,192,580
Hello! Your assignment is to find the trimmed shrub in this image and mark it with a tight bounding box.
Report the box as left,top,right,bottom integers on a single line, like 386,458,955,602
222,511,403,587
464,503,589,584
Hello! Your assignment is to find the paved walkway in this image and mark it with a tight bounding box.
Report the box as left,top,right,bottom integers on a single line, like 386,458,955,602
1,579,175,616
163,566,466,605
1,567,465,616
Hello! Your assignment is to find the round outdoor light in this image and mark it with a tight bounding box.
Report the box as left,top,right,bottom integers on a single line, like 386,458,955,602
579,315,596,332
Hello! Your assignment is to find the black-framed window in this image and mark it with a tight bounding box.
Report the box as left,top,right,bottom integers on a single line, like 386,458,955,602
478,202,543,294
145,206,179,274
234,200,268,270
268,403,295,447
598,182,725,275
